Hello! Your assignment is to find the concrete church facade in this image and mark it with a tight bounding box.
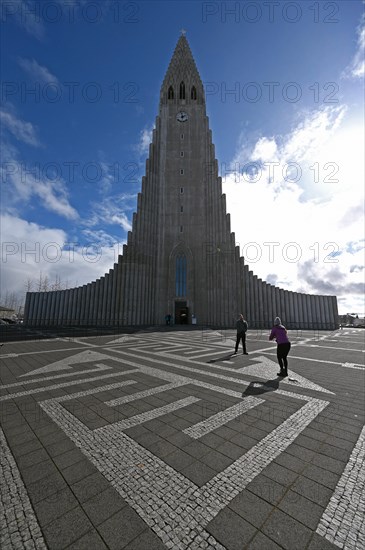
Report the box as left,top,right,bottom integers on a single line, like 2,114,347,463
24,35,338,330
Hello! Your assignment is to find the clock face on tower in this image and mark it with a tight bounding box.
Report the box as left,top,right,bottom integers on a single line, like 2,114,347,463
176,111,188,122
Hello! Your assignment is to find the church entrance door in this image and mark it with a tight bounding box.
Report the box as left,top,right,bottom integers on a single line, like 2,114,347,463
175,301,188,324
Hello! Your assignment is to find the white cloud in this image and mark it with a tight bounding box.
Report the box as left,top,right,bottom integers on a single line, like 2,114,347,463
0,109,41,147
349,15,365,78
0,214,124,302
223,104,364,314
18,57,59,84
1,0,45,40
85,194,134,231
136,125,154,157
2,158,79,220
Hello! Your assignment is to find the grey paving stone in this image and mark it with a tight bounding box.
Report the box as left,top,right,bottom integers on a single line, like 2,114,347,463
62,458,98,485
147,439,178,458
311,453,347,475
97,507,147,550
207,507,257,550
32,487,79,527
262,508,312,549
229,432,258,450
53,447,85,470
180,459,216,486
246,531,283,550
274,451,307,474
46,436,76,457
71,472,111,503
200,449,233,472
262,461,298,487
228,488,273,528
246,474,286,506
10,437,43,458
82,487,128,526
301,463,340,490
291,475,333,507
278,490,325,529
26,470,68,504
21,459,59,485
16,447,50,469
123,529,167,550
65,529,109,549
214,440,244,461
42,507,93,549
182,439,211,459
163,448,196,471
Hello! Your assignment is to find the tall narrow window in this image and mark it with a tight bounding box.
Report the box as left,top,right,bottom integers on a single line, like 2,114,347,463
168,86,174,99
180,187,184,194
179,81,185,99
176,255,187,297
180,134,184,139
180,151,184,157
180,169,184,175
191,86,197,100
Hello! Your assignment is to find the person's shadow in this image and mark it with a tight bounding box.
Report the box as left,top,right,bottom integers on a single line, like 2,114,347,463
207,353,234,363
242,378,281,396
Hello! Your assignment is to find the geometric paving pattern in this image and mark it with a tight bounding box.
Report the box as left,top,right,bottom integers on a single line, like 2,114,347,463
0,327,364,549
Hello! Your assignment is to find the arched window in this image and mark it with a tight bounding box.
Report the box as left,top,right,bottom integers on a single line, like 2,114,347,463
168,86,174,99
191,86,197,100
179,81,185,100
176,255,187,296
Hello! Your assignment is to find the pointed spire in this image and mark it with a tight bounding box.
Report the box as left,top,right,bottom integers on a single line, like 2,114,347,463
161,34,204,102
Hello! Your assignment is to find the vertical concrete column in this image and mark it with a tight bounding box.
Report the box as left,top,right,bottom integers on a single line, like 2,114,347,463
287,291,294,328
39,293,47,325
248,271,255,328
120,248,127,326
279,289,285,323
257,279,264,328
57,290,65,325
332,296,339,328
322,295,331,330
244,267,250,325
75,287,81,324
284,290,290,327
301,293,308,329
101,274,108,325
298,293,305,330
117,256,124,326
270,285,277,326
265,284,272,328
305,294,313,329
319,295,326,330
94,280,100,326
79,285,86,325
110,265,117,325
63,289,69,325
292,292,299,329
89,282,96,325
26,293,34,324
313,295,321,331
48,291,56,325
275,287,281,320
23,293,31,324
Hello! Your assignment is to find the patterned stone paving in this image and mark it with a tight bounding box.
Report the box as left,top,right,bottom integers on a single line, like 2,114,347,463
0,327,364,549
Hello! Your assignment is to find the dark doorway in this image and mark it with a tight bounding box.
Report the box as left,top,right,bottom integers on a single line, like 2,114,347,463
175,301,189,324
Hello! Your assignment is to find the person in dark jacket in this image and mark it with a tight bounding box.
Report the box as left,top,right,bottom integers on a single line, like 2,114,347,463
269,316,291,377
234,314,248,355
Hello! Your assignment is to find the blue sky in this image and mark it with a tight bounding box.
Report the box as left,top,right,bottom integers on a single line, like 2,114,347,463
1,0,364,315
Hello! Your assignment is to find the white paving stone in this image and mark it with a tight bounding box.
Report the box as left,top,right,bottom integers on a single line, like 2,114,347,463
0,428,47,550
316,425,365,550
183,396,264,439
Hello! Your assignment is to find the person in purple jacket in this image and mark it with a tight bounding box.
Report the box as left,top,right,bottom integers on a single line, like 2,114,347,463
269,317,291,377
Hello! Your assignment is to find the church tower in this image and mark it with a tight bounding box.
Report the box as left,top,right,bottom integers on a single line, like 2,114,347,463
24,34,339,329
121,33,241,326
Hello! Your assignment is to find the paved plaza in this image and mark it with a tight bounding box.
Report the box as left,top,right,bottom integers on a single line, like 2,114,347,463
0,326,364,550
